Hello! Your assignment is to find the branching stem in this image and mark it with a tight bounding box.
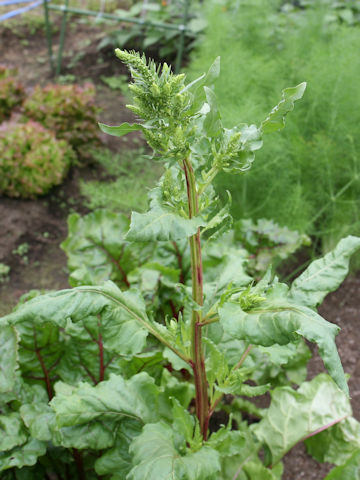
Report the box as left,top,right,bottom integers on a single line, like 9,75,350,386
183,157,209,440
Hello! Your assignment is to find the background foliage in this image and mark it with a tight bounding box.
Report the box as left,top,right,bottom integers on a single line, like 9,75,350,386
187,0,360,251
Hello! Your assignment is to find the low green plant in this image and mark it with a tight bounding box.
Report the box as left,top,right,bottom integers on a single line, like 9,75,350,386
0,263,10,283
234,218,311,274
97,0,206,60
12,243,30,265
0,121,75,198
0,66,25,122
80,147,162,212
288,0,360,26
101,74,129,93
23,83,100,158
1,51,360,479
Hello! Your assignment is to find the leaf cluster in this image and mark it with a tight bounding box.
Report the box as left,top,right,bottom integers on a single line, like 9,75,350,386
0,65,25,123
23,83,100,158
0,120,75,198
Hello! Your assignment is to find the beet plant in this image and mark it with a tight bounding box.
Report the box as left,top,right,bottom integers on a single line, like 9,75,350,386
1,51,360,479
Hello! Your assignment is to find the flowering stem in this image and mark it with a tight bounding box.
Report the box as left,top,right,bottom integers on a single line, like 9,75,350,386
183,157,209,440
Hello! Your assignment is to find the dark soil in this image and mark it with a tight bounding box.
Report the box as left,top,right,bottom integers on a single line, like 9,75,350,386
1,16,360,480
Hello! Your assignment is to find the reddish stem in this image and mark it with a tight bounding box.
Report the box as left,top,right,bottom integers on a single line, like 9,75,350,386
34,347,53,401
169,299,179,320
95,242,130,288
183,157,209,440
72,448,86,480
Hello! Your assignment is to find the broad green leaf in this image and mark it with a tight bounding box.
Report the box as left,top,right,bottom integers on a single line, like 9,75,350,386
255,341,311,386
324,449,360,480
208,424,270,480
21,400,113,450
201,191,232,242
261,82,306,133
61,210,139,288
290,235,360,308
243,462,283,480
2,282,150,357
203,87,222,137
127,422,221,480
20,403,55,442
172,398,196,449
252,374,351,465
0,412,27,451
0,325,18,393
159,369,194,415
0,438,46,472
98,122,144,137
235,218,310,273
50,372,160,428
202,239,251,315
305,416,360,466
15,318,65,391
219,282,348,394
184,56,220,112
95,420,142,479
127,187,205,242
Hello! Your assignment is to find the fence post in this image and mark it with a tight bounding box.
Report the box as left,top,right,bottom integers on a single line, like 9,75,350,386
56,0,69,76
43,0,54,74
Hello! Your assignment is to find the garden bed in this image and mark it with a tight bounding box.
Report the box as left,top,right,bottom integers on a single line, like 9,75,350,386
1,15,359,480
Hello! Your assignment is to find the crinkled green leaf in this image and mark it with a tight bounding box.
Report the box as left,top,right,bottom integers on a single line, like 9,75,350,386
201,192,233,242
15,318,65,391
20,403,55,442
127,422,221,480
2,282,150,357
98,122,144,137
95,420,142,479
252,374,351,465
127,187,205,242
0,325,18,393
235,218,310,273
290,235,360,308
51,372,160,428
255,341,311,386
219,282,348,394
61,210,139,288
324,449,360,480
202,240,251,315
243,462,283,480
171,398,196,449
0,412,27,451
0,438,46,472
305,416,360,466
21,401,113,450
261,82,306,133
208,424,272,480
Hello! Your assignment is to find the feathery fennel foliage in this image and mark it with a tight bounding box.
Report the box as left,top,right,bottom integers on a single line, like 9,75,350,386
187,0,360,251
